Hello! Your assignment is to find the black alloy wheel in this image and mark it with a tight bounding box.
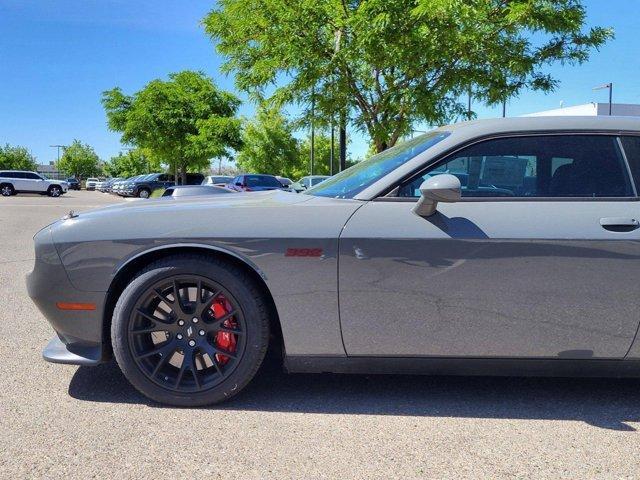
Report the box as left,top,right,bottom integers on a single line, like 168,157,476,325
128,276,246,392
48,185,62,197
112,255,270,406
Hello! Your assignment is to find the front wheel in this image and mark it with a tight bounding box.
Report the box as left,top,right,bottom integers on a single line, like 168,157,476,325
138,188,151,199
1,183,14,196
48,185,62,197
111,255,270,406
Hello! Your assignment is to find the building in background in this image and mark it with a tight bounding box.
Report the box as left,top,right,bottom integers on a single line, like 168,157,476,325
525,103,640,117
36,162,64,180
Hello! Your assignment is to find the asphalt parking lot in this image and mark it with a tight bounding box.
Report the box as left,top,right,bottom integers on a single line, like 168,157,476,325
2,190,640,478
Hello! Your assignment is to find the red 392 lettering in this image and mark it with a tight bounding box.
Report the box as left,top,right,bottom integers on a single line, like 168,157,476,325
285,248,323,257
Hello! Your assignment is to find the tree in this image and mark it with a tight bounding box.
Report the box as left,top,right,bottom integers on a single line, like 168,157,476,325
204,0,612,152
236,106,303,178
57,140,101,179
0,144,38,171
104,148,160,178
102,71,243,183
298,130,356,176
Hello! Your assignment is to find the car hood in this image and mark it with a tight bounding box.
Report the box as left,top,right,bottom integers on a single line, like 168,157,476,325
51,189,363,245
81,190,311,217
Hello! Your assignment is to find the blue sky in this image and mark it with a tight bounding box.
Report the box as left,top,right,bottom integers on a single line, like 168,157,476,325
1,0,639,166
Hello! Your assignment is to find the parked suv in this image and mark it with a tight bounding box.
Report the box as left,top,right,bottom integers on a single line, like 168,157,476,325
0,171,68,197
122,172,206,198
202,175,233,187
66,177,80,190
85,177,99,190
122,173,173,198
291,175,329,192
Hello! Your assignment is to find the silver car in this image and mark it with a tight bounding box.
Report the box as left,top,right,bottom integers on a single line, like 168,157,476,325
27,116,640,406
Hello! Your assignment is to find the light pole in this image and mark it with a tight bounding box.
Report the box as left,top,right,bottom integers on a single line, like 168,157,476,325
593,82,613,115
50,144,65,162
50,145,66,179
310,87,315,176
330,121,335,176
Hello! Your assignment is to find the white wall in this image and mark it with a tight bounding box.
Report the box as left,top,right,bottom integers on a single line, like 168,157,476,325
524,103,640,117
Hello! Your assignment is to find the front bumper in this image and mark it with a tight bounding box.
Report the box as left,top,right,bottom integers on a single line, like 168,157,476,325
26,226,109,366
43,335,104,365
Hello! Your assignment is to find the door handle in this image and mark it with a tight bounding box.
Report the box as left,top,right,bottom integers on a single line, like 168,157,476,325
600,217,640,232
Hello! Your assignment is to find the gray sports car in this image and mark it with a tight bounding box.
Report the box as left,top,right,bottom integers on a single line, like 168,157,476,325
27,116,640,406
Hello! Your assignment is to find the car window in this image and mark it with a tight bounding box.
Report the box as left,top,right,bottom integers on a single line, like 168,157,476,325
621,136,640,190
11,172,25,179
310,177,327,186
23,172,40,179
398,135,633,198
245,175,281,187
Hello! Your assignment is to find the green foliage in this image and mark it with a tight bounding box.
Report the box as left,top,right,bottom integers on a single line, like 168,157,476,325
236,106,303,178
298,130,350,176
104,148,160,178
0,144,38,171
57,140,101,179
102,71,243,181
204,0,612,152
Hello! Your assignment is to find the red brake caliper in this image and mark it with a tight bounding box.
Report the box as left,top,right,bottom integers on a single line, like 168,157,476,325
211,295,237,365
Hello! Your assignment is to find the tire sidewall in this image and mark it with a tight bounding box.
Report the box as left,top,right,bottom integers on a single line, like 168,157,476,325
49,186,61,197
112,258,269,406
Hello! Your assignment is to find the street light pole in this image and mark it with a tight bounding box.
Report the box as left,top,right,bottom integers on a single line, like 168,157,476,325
330,121,335,176
310,87,315,176
50,145,65,162
593,82,613,115
50,145,66,179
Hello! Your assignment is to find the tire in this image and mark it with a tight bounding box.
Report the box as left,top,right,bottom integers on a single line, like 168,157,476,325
48,185,62,197
111,254,270,406
138,188,151,199
0,183,14,196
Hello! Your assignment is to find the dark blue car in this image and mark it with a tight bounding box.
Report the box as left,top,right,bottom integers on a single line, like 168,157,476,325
226,174,288,192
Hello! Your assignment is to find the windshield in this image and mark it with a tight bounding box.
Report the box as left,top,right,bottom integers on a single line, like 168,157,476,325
306,131,450,198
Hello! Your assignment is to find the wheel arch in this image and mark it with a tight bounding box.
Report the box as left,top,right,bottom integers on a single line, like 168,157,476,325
102,244,283,361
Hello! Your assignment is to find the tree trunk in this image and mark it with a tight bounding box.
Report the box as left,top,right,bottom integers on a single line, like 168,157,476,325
339,113,347,171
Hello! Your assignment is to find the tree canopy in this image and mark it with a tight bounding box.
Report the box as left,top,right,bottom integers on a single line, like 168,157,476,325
57,140,102,179
0,144,38,171
236,106,303,178
104,148,161,178
204,0,612,152
102,71,243,182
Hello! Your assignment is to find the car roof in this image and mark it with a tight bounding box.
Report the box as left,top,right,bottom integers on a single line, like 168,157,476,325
354,116,640,200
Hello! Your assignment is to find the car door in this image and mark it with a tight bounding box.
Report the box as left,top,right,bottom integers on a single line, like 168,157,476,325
339,133,640,359
11,172,30,191
27,172,47,192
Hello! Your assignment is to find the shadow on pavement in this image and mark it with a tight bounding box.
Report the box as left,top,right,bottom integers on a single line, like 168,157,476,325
69,360,640,431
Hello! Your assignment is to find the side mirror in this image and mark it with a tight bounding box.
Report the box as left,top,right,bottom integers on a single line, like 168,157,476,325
412,174,461,217
235,182,242,187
